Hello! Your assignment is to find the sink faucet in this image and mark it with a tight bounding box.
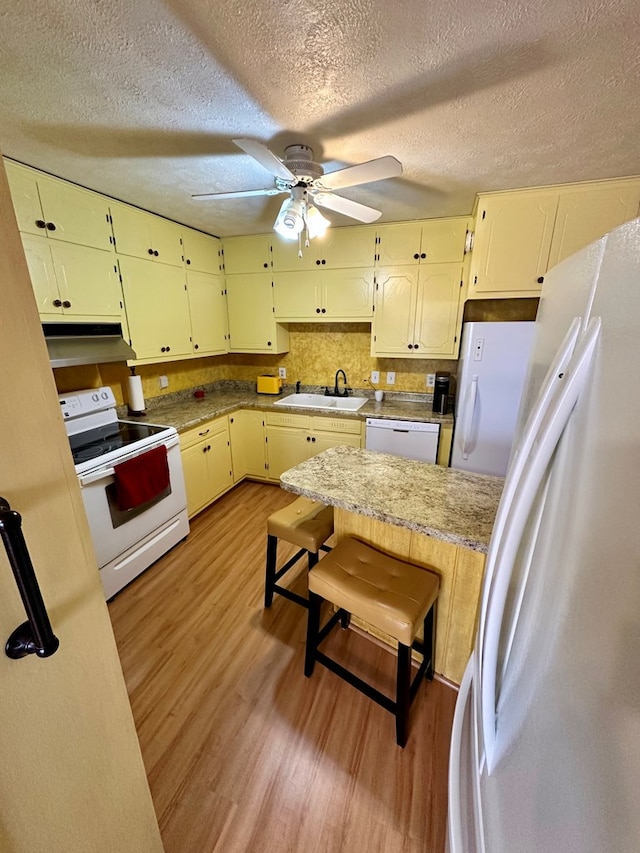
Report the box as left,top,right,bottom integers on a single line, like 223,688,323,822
334,369,349,397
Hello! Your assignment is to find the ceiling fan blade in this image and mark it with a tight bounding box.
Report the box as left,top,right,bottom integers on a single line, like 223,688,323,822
312,192,382,223
233,138,296,182
317,156,402,191
192,187,285,201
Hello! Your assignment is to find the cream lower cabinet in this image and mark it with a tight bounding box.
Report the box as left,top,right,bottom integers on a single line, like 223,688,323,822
273,268,373,320
180,417,233,518
186,270,228,356
119,255,192,362
372,264,463,358
229,410,267,482
225,273,289,353
265,412,362,482
22,234,124,321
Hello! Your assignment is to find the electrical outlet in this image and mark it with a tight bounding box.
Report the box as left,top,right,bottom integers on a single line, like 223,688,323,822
371,370,380,384
159,375,169,389
386,371,395,385
278,366,287,379
426,373,435,389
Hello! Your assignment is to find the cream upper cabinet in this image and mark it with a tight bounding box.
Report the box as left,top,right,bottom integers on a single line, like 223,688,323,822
372,264,463,358
119,255,192,361
229,410,267,482
182,229,223,274
271,225,376,271
225,273,289,353
222,235,272,274
110,202,184,267
186,270,228,357
273,268,373,320
469,191,559,297
5,161,112,250
547,180,640,268
22,234,123,321
376,217,469,266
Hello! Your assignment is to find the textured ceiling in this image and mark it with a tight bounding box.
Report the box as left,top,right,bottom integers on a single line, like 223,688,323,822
0,0,639,237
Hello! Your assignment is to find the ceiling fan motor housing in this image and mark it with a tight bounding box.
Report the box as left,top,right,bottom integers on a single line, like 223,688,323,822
282,144,324,184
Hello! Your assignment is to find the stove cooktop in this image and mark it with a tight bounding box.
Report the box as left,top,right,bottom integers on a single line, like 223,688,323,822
69,420,170,466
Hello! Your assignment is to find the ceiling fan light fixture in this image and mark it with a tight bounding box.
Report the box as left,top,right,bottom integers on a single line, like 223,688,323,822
274,197,305,239
306,204,330,239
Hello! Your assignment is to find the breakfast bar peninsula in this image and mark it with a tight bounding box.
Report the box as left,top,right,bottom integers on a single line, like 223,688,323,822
280,445,503,684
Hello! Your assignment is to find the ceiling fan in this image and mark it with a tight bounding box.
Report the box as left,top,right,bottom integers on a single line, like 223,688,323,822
192,138,402,246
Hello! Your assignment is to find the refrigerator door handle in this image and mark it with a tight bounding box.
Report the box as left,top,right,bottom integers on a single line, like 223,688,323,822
480,317,601,773
475,318,582,698
459,376,479,459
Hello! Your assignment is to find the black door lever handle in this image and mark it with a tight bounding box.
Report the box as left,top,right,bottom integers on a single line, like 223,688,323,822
0,497,60,660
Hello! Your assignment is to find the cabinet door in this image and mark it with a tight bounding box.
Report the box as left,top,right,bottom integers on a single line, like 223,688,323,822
37,177,112,250
5,162,46,238
149,216,184,267
186,270,228,356
266,426,313,481
470,192,559,294
229,410,266,482
206,429,233,500
21,235,62,316
420,218,468,263
223,235,272,274
320,225,376,269
182,229,222,273
51,242,123,320
181,440,211,517
547,182,640,268
226,273,284,353
376,222,423,265
322,268,373,319
312,430,362,455
413,264,463,357
371,267,418,356
111,203,154,261
272,270,320,319
119,256,192,360
271,235,318,271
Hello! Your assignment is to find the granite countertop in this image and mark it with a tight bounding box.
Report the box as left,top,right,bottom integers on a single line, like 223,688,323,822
125,382,454,433
279,445,503,553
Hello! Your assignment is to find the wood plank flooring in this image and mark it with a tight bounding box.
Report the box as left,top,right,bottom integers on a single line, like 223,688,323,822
109,481,457,853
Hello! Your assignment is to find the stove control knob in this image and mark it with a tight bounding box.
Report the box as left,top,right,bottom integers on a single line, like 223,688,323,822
101,391,109,399
91,393,99,402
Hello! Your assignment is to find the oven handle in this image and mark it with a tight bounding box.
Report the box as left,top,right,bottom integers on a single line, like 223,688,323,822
79,435,180,486
0,497,60,660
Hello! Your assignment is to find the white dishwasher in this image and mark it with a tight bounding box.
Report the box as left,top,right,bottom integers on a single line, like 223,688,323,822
365,418,440,463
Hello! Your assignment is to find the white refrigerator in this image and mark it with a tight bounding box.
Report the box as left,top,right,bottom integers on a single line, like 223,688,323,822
448,218,640,852
451,321,535,477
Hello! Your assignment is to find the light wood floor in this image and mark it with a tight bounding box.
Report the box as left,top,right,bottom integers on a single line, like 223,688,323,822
109,481,457,853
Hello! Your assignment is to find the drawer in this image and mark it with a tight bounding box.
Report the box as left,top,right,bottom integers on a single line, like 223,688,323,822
265,411,310,429
180,416,229,449
310,416,362,435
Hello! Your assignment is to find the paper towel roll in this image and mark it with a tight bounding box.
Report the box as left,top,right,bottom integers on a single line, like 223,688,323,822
127,374,145,413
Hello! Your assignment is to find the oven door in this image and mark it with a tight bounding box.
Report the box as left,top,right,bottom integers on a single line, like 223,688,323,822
78,434,187,569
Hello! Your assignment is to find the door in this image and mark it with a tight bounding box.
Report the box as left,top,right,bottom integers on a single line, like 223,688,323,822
413,263,463,356
322,268,374,319
186,270,228,356
0,155,162,851
226,273,277,352
272,270,320,319
371,267,418,355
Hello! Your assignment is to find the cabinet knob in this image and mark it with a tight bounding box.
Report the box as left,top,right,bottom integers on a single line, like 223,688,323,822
166,346,170,352
53,299,62,307
321,259,326,265
311,436,316,442
154,250,159,257
414,343,419,349
306,436,311,442
407,343,413,349
321,308,326,313
46,222,56,231
263,262,268,268
537,276,544,284
413,253,420,260
35,219,46,229
62,300,71,308
267,341,272,347
420,253,426,259
186,258,191,265
148,248,154,255
194,343,199,350
161,346,167,352
316,308,321,313
316,259,321,265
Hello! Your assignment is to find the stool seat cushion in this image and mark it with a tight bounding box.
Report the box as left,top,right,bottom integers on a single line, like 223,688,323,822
308,537,439,647
267,496,333,553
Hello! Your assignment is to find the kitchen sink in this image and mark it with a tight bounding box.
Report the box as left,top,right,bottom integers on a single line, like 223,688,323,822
274,393,369,412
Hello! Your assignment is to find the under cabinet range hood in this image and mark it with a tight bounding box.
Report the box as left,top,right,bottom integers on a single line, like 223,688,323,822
43,322,137,368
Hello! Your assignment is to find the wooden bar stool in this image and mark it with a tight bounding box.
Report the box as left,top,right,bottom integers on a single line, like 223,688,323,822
304,536,439,747
264,496,334,609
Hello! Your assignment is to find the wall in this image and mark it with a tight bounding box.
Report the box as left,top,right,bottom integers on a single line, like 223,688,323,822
54,323,458,403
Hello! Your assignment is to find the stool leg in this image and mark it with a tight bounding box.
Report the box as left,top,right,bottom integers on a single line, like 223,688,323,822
308,550,318,571
305,591,322,678
396,642,411,748
424,603,436,680
264,534,278,608
340,610,351,629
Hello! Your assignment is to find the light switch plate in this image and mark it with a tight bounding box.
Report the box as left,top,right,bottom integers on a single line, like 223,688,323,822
371,370,380,384
426,373,435,389
159,375,169,389
278,366,287,379
386,371,396,385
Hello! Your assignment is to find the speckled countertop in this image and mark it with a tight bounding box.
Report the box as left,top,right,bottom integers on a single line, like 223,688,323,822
123,382,453,433
280,445,503,553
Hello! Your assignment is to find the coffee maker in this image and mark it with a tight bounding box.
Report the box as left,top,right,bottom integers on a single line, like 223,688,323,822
432,372,451,415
